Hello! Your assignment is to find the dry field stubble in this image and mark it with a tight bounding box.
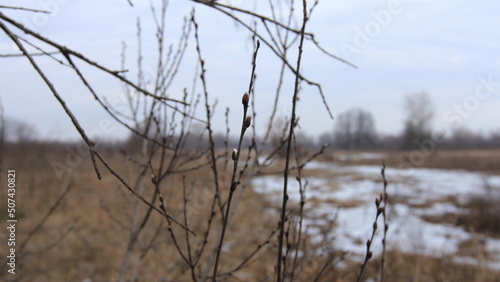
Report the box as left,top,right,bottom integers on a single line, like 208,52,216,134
1,144,285,281
322,149,500,175
257,149,500,281
2,145,500,281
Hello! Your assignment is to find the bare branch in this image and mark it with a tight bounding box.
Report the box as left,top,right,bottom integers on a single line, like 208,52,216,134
0,5,50,14
277,1,308,280
0,51,60,58
0,12,188,105
0,19,102,180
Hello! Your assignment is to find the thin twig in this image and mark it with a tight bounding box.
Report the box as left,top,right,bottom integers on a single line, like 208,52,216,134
37,220,79,255
380,162,389,282
0,12,187,105
182,176,197,281
0,19,102,180
277,1,308,280
217,224,279,278
191,11,224,220
357,194,384,282
263,0,296,145
194,0,357,70
0,51,60,58
212,39,260,282
17,183,73,255
290,149,306,280
16,36,69,66
157,191,192,266
312,252,337,282
95,152,194,233
190,3,334,119
0,5,50,13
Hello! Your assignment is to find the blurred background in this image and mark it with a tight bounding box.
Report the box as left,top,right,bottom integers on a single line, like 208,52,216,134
1,1,500,281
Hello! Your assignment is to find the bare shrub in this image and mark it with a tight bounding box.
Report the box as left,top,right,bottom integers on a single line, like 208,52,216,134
457,185,500,237
1,1,360,281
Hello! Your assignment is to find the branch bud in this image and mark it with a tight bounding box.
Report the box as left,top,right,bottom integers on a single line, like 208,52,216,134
244,116,252,128
232,149,238,161
242,92,249,106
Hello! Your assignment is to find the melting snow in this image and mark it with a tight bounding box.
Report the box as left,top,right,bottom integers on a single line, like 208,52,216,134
252,161,500,269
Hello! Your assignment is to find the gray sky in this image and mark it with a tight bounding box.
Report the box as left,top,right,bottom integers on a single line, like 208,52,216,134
1,0,499,141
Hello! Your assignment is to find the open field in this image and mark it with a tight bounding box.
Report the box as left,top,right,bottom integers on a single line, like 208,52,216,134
1,144,500,281
254,153,500,280
322,150,500,175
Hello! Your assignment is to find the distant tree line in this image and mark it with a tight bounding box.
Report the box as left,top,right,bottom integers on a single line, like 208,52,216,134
3,92,499,151
319,92,500,151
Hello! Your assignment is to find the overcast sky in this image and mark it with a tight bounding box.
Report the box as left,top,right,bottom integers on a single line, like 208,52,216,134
1,0,499,142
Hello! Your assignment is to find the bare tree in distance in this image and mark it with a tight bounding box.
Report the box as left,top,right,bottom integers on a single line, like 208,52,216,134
400,92,434,150
3,117,40,143
333,108,377,150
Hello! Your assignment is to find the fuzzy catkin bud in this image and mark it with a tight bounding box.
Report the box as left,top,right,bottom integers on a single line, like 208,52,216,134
244,116,252,128
232,149,238,161
242,92,249,106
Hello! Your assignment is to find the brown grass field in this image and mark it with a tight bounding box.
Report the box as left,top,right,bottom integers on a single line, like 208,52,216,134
1,145,500,281
323,149,500,175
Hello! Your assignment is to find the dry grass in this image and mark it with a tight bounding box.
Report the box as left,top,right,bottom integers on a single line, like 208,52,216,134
1,145,278,281
362,251,500,282
323,149,500,175
457,194,500,238
396,149,500,174
2,146,500,281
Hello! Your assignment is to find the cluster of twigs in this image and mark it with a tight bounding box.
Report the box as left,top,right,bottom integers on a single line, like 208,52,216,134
0,1,397,281
356,162,389,282
276,1,309,280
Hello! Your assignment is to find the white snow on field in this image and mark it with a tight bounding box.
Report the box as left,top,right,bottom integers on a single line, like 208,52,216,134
251,161,500,269
334,152,388,161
